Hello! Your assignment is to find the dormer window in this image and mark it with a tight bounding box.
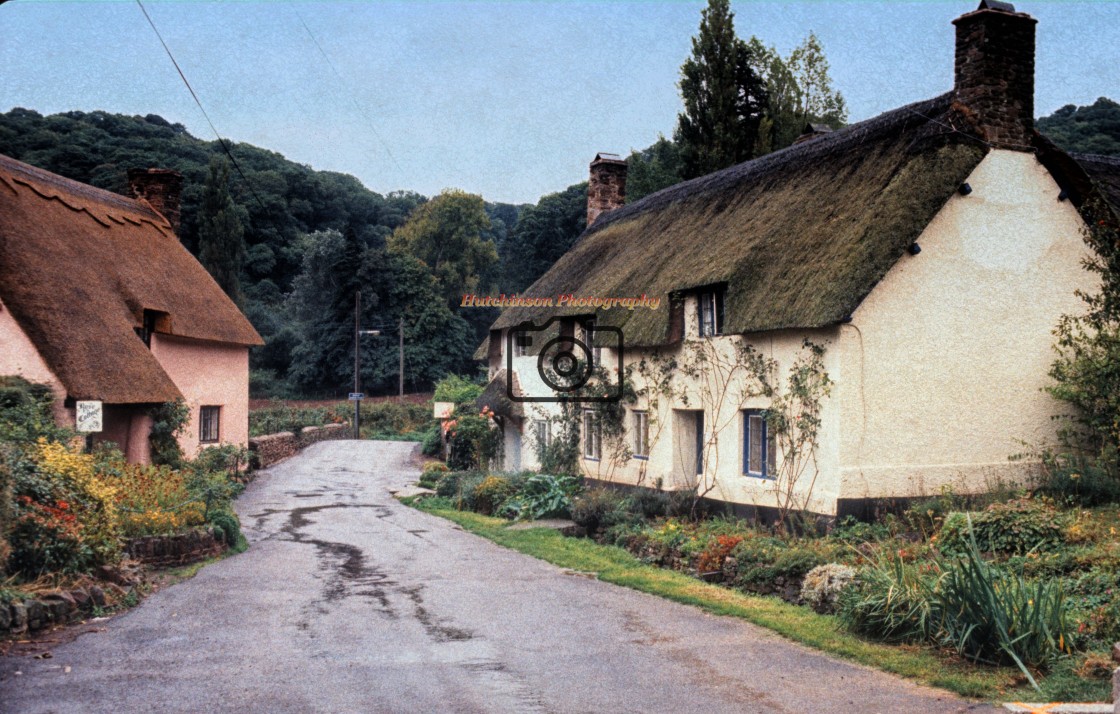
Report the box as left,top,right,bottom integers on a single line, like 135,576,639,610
135,309,168,348
698,291,724,337
580,319,602,367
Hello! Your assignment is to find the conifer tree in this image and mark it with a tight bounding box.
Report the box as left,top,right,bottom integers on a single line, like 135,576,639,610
675,0,768,179
198,156,247,305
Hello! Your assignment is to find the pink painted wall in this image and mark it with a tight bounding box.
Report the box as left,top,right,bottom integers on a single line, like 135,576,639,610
96,406,152,462
151,334,250,458
0,296,71,425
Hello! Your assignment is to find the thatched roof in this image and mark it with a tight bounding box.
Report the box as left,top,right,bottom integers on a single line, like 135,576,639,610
491,94,991,347
476,369,525,419
0,153,262,404
1072,154,1120,213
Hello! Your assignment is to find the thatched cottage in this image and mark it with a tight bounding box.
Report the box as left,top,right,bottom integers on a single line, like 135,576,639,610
479,1,1120,518
0,154,262,462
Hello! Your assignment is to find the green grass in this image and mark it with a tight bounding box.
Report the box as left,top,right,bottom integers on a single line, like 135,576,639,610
404,497,1066,703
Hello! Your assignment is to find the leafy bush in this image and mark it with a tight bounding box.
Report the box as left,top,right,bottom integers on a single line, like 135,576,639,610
937,498,1068,557
830,515,891,544
472,476,514,516
839,551,940,643
108,458,205,537
1036,453,1120,507
696,534,743,573
360,402,431,437
628,486,670,519
8,439,122,574
418,462,449,489
499,474,581,521
731,536,838,595
936,531,1075,687
433,374,483,409
249,402,339,437
148,399,190,468
208,510,241,546
419,422,442,457
800,563,856,613
571,488,635,535
1067,566,1120,647
446,412,500,471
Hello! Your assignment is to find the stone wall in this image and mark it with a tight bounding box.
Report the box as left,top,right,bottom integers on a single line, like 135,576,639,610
125,527,224,567
248,423,348,469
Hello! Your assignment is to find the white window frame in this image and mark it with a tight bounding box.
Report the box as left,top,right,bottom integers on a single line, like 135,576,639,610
699,292,722,337
534,419,552,449
632,410,649,459
583,409,602,461
580,320,602,368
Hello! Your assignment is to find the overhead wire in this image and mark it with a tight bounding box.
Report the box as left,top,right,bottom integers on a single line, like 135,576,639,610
292,9,404,175
135,0,270,215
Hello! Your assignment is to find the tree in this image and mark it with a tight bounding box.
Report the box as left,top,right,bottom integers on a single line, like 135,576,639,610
387,189,498,306
674,0,768,179
1048,202,1120,469
745,37,802,154
626,136,683,202
1037,97,1120,156
197,156,247,305
501,183,587,292
787,32,848,129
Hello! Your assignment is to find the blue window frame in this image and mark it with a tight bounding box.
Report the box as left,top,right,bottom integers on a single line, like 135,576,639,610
743,410,776,478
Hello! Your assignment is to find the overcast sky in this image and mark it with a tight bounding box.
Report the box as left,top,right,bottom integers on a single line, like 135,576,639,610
2,1,1117,204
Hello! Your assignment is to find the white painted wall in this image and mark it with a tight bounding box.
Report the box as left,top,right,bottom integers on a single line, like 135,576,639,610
837,150,1095,500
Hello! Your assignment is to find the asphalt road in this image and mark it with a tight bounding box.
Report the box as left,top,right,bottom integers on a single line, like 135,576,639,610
0,440,998,713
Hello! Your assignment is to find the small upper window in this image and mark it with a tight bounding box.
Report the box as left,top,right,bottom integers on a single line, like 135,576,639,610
580,320,602,367
698,292,723,337
515,331,530,357
200,405,221,444
534,419,552,449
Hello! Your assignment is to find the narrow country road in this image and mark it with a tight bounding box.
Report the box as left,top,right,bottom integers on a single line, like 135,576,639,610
1,441,996,713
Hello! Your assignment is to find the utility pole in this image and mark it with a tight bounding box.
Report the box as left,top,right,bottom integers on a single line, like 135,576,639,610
398,316,405,402
353,290,361,439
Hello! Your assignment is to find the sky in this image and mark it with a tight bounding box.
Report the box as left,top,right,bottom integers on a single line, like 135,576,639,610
2,0,1118,205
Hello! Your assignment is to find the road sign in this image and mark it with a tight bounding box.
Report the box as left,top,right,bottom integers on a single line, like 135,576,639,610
348,393,365,401
76,401,103,432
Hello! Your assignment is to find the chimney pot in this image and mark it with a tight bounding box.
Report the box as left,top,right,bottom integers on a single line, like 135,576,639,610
952,1,1037,149
587,153,627,226
128,168,183,235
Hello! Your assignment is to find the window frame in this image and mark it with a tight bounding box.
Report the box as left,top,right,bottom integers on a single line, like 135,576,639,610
534,419,552,449
582,409,602,461
743,409,776,479
698,292,724,337
580,319,602,367
632,410,649,460
199,405,221,444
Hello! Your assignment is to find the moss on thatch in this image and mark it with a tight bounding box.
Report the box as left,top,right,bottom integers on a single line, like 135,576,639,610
476,369,524,419
491,94,989,347
0,154,262,403
1071,153,1120,214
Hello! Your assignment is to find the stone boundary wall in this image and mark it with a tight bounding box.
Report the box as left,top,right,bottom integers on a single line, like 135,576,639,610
248,423,349,469
125,527,224,567
1,581,132,635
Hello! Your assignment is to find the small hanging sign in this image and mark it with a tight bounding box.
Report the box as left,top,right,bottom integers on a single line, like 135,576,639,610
76,400,103,433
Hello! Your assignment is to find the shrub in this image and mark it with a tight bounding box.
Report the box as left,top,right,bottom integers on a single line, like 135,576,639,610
731,536,837,597
696,534,743,573
800,563,856,613
571,488,635,535
500,474,581,521
360,402,431,437
148,399,189,468
1036,453,1120,507
418,462,449,489
249,403,334,437
937,498,1069,557
110,459,205,537
420,423,442,457
208,510,241,546
472,476,514,516
936,530,1075,688
628,487,670,519
838,551,940,643
830,515,891,544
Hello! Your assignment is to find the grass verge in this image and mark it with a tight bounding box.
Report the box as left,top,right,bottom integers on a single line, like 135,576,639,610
405,497,1064,703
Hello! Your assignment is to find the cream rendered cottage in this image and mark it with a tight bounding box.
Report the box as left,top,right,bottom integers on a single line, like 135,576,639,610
479,1,1120,519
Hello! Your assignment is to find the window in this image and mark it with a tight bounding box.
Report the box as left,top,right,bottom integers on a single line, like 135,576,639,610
698,292,723,337
582,409,601,460
743,410,776,478
515,331,530,357
632,410,649,459
534,419,552,450
580,320,602,367
200,406,221,443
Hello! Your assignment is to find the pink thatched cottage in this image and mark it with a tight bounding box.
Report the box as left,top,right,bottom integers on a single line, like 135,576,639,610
0,154,262,462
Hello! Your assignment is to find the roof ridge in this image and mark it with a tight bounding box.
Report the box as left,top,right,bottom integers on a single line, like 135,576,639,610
589,92,960,234
0,152,164,221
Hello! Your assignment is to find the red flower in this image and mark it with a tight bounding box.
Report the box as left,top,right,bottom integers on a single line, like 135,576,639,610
56,501,69,510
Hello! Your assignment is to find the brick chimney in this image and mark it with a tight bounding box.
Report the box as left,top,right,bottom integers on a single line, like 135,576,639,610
587,153,627,226
128,168,183,234
952,0,1037,149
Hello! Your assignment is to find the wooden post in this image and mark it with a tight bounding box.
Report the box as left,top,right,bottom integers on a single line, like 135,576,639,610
398,316,404,402
354,290,361,439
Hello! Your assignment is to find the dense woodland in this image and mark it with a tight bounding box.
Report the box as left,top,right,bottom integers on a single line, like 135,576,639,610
1,0,1116,399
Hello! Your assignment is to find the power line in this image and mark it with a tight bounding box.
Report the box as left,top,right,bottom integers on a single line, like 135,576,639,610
293,9,404,175
135,0,270,214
